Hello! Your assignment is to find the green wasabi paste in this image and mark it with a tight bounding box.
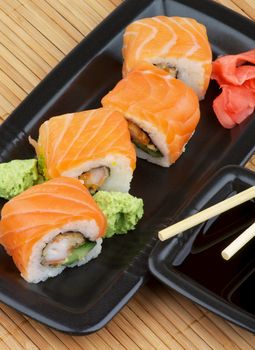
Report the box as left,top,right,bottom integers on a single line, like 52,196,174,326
37,154,49,180
0,159,42,199
93,191,144,238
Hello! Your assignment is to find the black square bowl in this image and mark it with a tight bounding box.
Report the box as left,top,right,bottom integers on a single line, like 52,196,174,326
149,165,255,332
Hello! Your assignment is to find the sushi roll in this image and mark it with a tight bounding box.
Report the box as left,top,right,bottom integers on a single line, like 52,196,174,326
0,177,107,283
31,107,136,193
102,63,200,167
122,16,212,100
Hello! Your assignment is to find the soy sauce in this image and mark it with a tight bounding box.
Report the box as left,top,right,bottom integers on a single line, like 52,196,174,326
173,200,255,315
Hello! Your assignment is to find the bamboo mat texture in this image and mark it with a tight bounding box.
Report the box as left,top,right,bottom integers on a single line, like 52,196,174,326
0,0,255,349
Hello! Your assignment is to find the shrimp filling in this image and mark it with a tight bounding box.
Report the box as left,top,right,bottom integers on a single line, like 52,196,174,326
127,121,162,157
153,63,178,78
41,232,96,266
79,167,110,194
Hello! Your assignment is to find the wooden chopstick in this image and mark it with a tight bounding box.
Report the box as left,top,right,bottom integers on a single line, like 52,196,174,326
158,186,255,241
231,0,255,20
221,222,255,260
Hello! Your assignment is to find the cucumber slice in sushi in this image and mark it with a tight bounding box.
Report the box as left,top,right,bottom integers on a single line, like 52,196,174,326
63,241,96,266
134,141,163,158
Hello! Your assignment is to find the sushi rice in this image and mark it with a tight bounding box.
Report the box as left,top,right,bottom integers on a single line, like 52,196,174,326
62,154,133,193
26,221,102,283
122,16,212,100
151,57,210,100
102,63,200,167
33,108,136,194
125,116,170,167
0,177,107,283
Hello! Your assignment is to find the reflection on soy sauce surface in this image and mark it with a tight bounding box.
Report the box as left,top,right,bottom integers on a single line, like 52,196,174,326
173,200,255,315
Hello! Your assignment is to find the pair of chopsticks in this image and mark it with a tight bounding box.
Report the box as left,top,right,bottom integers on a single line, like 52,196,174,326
158,186,255,260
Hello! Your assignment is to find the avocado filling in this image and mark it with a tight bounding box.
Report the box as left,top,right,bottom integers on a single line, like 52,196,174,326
154,63,178,78
41,232,96,267
127,121,162,157
133,141,162,157
63,242,96,266
78,166,110,194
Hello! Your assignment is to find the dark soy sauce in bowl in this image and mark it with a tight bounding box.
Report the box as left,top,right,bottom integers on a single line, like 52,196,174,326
173,200,255,316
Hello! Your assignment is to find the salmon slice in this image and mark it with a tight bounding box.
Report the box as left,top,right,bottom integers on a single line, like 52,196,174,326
32,107,136,192
122,16,212,99
0,177,107,280
102,63,200,167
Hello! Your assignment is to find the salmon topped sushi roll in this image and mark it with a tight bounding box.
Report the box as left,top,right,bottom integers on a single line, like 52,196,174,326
31,107,136,193
0,177,107,283
102,63,200,167
122,16,212,100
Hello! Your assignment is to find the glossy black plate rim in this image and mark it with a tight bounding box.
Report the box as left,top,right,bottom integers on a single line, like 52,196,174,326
149,165,255,333
0,0,255,335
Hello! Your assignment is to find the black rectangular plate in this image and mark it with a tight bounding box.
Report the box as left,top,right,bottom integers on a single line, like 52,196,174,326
0,0,255,334
149,165,255,332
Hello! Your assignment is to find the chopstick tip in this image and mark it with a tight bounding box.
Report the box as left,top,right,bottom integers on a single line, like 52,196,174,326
221,250,230,260
158,231,165,241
